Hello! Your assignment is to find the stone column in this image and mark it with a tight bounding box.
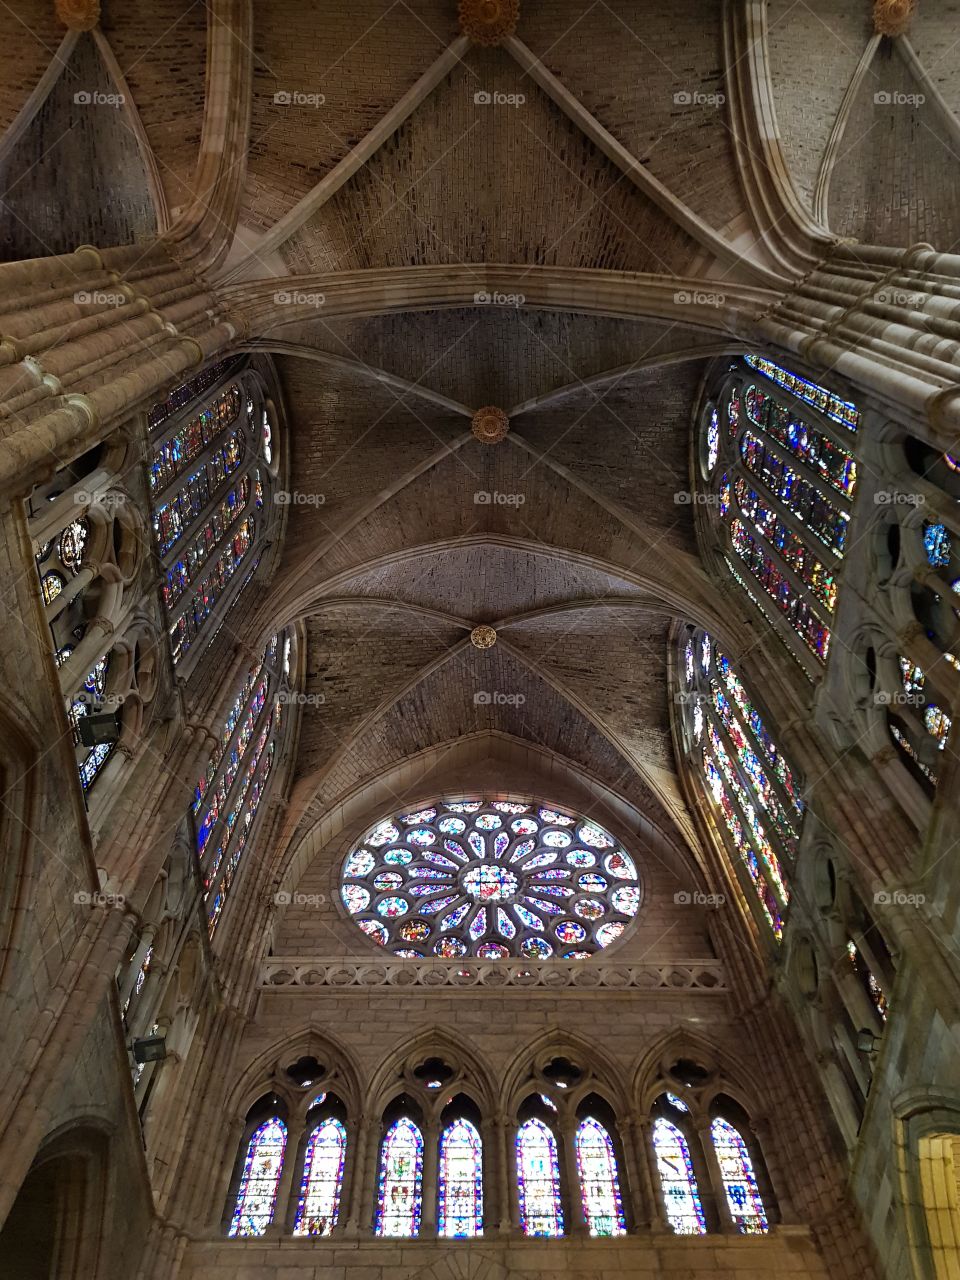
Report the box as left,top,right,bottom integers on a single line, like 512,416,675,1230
420,1118,440,1235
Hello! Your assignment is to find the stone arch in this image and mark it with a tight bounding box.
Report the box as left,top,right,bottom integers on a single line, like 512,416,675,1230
365,1026,497,1120
894,1090,960,1280
501,1027,630,1121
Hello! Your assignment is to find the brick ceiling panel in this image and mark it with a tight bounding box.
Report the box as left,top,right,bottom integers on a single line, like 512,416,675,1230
0,1,62,133
280,47,703,275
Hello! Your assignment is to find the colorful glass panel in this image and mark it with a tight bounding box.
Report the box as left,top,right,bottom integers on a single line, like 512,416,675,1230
438,1118,483,1237
516,1119,563,1237
229,1118,286,1237
293,1117,346,1236
745,354,860,432
652,1117,706,1235
376,1118,423,1237
576,1118,626,1236
710,1118,768,1234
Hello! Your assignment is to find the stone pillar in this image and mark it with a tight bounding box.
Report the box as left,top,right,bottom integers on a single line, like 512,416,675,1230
421,1118,440,1235
561,1119,589,1235
637,1117,670,1230
621,1116,655,1231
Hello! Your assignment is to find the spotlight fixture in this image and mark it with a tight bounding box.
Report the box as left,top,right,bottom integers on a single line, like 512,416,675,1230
132,1034,167,1064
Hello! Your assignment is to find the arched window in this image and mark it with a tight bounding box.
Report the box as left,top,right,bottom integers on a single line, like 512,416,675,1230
575,1116,626,1236
376,1117,423,1237
147,361,278,672
338,797,640,959
293,1116,346,1236
651,1117,706,1236
516,1117,563,1237
438,1117,483,1237
228,1117,287,1237
199,631,294,937
709,1118,769,1234
698,353,858,676
678,627,802,941
846,939,889,1022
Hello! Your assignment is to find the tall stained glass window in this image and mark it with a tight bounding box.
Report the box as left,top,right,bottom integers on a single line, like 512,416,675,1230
229,1117,287,1237
700,355,858,674
338,798,640,959
293,1116,346,1236
710,1119,768,1234
575,1117,626,1236
679,629,802,942
147,362,278,670
516,1118,564,1237
376,1118,423,1237
652,1117,706,1235
438,1118,483,1237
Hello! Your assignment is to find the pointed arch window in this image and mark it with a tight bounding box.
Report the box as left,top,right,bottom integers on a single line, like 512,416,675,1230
710,1118,769,1234
376,1117,423,1237
438,1117,483,1237
652,1117,706,1235
228,1117,287,1237
678,628,802,941
516,1117,564,1237
293,1116,346,1236
147,362,279,671
699,354,858,675
575,1117,626,1236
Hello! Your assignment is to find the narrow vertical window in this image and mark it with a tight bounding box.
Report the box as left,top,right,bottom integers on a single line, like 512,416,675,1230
293,1117,346,1236
575,1117,626,1236
652,1117,706,1235
438,1117,483,1237
516,1117,563,1237
376,1118,423,1237
710,1118,768,1234
229,1118,287,1237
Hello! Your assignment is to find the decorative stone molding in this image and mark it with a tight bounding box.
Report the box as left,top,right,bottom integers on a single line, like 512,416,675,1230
471,405,509,444
260,957,727,992
873,0,916,37
458,0,519,45
470,624,497,650
55,0,100,30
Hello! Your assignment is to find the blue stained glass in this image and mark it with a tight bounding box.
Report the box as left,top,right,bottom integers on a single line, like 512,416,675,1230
438,1118,483,1237
513,904,544,931
522,851,558,870
509,839,537,863
493,831,510,859
652,1117,706,1236
576,1118,626,1236
496,907,517,938
523,895,563,916
293,1117,345,1236
420,894,460,915
229,1118,287,1237
376,1118,423,1237
710,1118,768,1234
468,831,486,859
517,1119,564,1236
925,522,951,568
440,902,471,931
469,908,488,941
745,354,859,432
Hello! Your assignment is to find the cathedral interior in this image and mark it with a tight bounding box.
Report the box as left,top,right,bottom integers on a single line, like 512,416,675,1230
1,0,960,1277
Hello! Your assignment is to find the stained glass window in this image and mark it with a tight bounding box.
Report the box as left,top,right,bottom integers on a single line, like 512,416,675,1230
706,357,855,672
847,940,888,1021
229,1117,286,1237
148,366,275,668
652,1117,706,1235
340,798,640,958
576,1118,626,1236
681,630,800,940
516,1118,563,1237
438,1118,483,1237
710,1118,768,1234
376,1118,423,1237
293,1117,346,1236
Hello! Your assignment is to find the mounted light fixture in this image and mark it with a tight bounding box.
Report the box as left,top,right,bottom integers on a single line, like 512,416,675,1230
132,1034,166,1064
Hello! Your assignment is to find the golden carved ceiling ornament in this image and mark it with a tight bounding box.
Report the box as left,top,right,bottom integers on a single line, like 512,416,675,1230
470,625,497,650
471,405,509,445
55,0,100,30
458,0,519,46
873,0,916,37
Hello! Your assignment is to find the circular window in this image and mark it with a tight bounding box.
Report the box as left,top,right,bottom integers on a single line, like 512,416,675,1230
339,798,641,959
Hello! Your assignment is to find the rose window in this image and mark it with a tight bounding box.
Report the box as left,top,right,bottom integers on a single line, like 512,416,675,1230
339,798,640,960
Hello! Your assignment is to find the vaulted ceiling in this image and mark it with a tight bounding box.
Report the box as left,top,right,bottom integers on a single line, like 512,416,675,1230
4,0,959,898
